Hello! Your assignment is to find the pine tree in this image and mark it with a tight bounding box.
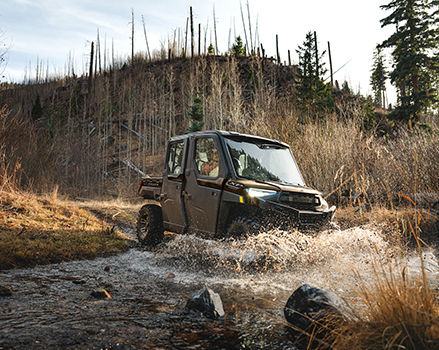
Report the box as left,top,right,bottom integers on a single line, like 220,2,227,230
370,46,388,108
295,31,333,120
31,94,43,122
341,81,352,94
230,36,245,56
186,92,204,133
207,44,215,55
380,0,439,123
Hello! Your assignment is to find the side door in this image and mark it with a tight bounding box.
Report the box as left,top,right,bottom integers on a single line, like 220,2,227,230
183,136,225,235
161,139,187,233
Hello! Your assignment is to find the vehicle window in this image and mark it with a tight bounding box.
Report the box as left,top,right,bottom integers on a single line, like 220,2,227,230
225,137,305,186
167,141,184,175
195,138,220,177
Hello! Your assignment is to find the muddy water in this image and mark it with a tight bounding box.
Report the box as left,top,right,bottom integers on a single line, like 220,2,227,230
1,226,437,349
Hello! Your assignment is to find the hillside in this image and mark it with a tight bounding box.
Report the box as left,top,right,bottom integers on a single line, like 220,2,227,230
1,55,438,206
0,56,302,195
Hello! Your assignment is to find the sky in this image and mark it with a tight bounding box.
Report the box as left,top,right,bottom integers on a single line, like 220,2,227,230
1,0,396,103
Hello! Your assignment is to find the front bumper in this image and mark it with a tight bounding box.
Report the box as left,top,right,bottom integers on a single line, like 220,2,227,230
258,199,336,228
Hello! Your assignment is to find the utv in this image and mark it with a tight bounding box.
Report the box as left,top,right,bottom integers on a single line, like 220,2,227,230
137,130,335,245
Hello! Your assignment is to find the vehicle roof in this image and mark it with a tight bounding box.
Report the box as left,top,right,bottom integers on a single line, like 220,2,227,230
169,130,289,147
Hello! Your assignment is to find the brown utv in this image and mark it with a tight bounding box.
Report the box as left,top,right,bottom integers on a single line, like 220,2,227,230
137,130,335,246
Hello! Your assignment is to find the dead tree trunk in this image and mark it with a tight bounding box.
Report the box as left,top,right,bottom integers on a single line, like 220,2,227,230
327,41,333,87
213,5,218,54
131,9,135,63
276,35,280,64
190,7,194,57
240,2,249,55
184,17,188,57
97,29,101,73
142,15,151,61
88,41,94,96
247,1,253,54
198,23,201,56
314,31,319,78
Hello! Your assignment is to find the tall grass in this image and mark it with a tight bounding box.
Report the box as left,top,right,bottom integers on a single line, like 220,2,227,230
254,113,439,205
0,104,57,192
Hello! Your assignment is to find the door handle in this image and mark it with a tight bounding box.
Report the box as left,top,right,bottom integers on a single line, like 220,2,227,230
159,193,167,200
183,191,192,199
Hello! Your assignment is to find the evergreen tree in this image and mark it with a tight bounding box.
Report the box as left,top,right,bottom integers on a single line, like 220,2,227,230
31,94,43,122
295,31,333,120
370,46,388,108
230,36,245,56
207,44,215,55
380,0,439,123
186,92,204,133
341,81,352,94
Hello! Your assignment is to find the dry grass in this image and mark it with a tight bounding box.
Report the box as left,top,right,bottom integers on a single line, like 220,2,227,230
327,264,439,350
0,189,129,270
335,206,439,248
76,198,140,228
254,114,439,206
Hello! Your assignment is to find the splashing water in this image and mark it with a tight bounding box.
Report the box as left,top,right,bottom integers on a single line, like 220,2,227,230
156,225,393,279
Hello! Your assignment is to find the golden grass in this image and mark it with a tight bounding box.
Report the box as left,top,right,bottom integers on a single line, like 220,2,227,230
328,265,439,350
335,206,439,248
76,198,140,228
0,189,129,270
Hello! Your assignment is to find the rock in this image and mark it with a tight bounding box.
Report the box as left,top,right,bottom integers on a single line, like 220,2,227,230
186,287,224,319
166,272,175,279
91,288,112,299
72,279,86,285
0,285,13,297
284,284,344,332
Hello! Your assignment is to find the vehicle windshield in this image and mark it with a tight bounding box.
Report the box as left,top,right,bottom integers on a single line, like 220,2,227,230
224,137,305,186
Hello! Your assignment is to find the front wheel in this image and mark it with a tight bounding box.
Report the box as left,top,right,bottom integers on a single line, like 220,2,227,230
136,205,164,246
226,216,264,237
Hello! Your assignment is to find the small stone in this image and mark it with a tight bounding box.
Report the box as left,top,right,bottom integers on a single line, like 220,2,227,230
72,279,86,285
91,288,111,299
166,272,175,279
104,266,110,272
186,287,224,319
0,285,13,297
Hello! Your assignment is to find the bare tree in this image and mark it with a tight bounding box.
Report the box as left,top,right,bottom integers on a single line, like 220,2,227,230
0,30,9,81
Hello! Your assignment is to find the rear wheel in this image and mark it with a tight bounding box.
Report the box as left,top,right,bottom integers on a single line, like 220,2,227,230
136,205,164,246
226,216,264,237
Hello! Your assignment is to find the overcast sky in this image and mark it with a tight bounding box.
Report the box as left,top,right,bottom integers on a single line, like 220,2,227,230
1,0,395,102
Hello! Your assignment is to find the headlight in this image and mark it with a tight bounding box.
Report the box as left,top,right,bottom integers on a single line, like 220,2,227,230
247,188,277,198
316,195,329,211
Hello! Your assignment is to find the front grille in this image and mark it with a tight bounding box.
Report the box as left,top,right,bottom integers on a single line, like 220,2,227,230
299,211,326,225
279,191,320,210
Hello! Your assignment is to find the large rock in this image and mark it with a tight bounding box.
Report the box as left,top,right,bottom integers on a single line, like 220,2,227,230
284,284,345,332
186,287,225,319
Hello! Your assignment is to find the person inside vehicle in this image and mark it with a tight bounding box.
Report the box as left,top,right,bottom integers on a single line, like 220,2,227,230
201,149,219,177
